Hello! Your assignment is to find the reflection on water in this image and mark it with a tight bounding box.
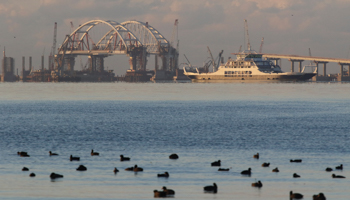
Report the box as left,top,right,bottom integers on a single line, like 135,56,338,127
0,82,349,199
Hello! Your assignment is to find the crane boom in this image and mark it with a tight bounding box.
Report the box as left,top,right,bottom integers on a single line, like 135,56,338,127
244,19,251,51
183,54,191,67
207,46,216,72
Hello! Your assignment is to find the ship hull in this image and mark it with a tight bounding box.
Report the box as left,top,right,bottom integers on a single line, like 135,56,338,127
186,73,316,82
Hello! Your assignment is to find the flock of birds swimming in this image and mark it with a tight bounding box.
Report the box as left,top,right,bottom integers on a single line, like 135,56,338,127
16,150,343,199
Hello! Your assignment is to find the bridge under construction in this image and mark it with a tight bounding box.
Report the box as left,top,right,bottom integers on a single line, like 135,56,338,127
262,54,350,81
52,19,182,82
16,19,184,82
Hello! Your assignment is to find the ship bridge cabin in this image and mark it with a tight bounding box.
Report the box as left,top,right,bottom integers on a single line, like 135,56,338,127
225,51,282,73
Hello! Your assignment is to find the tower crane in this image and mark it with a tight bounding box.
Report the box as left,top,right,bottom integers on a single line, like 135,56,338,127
50,22,57,70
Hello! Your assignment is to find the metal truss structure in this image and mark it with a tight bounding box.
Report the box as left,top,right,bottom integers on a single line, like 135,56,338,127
55,20,177,74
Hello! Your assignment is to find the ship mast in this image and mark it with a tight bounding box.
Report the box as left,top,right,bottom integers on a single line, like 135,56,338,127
244,19,251,51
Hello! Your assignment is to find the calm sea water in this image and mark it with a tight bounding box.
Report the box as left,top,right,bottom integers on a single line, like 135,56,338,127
0,82,349,200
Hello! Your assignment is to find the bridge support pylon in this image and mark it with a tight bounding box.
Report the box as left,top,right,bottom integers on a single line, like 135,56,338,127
88,55,106,73
289,59,303,73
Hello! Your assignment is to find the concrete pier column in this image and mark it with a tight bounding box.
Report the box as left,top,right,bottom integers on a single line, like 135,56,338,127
129,55,137,70
339,63,343,77
291,61,294,72
315,62,319,76
22,56,25,81
348,65,350,76
161,56,167,71
22,56,25,75
2,55,6,82
41,55,45,82
298,61,302,72
96,56,104,72
155,55,158,71
41,55,44,71
66,57,75,72
88,55,96,72
323,63,327,76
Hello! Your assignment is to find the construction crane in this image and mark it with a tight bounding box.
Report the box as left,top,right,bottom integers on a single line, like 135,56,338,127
207,46,216,72
259,37,264,53
183,54,192,68
50,22,57,70
207,46,223,72
244,19,251,51
169,19,179,70
170,19,178,48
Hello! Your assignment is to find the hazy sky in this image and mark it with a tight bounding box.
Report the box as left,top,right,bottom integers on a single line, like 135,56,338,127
1,0,350,75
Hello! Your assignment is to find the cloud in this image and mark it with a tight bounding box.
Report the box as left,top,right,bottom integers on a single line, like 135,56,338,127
0,0,349,74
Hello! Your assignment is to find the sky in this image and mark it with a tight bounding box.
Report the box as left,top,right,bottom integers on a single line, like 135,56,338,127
1,0,350,75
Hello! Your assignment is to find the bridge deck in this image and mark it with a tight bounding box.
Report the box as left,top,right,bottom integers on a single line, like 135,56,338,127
262,54,350,64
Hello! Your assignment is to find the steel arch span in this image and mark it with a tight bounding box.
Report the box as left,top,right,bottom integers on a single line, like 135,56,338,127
57,19,170,56
58,19,141,56
55,19,177,75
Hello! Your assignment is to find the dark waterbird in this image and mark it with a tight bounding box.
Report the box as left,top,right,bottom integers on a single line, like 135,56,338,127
313,193,326,200
76,165,87,171
204,183,217,193
18,151,29,157
251,180,263,188
293,173,300,178
218,168,229,171
211,160,221,167
49,151,58,156
272,167,279,172
133,165,143,172
241,168,252,175
113,167,119,174
335,164,343,170
154,190,167,197
169,153,179,159
262,162,270,167
50,172,64,179
22,167,29,171
290,191,303,199
157,172,169,177
253,153,259,159
290,159,302,163
91,149,99,156
162,186,175,195
125,165,143,172
332,174,345,178
70,155,80,161
325,167,333,172
120,155,130,161
29,173,36,177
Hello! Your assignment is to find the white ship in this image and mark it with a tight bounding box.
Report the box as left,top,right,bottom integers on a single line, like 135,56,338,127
183,50,316,82
184,19,316,82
